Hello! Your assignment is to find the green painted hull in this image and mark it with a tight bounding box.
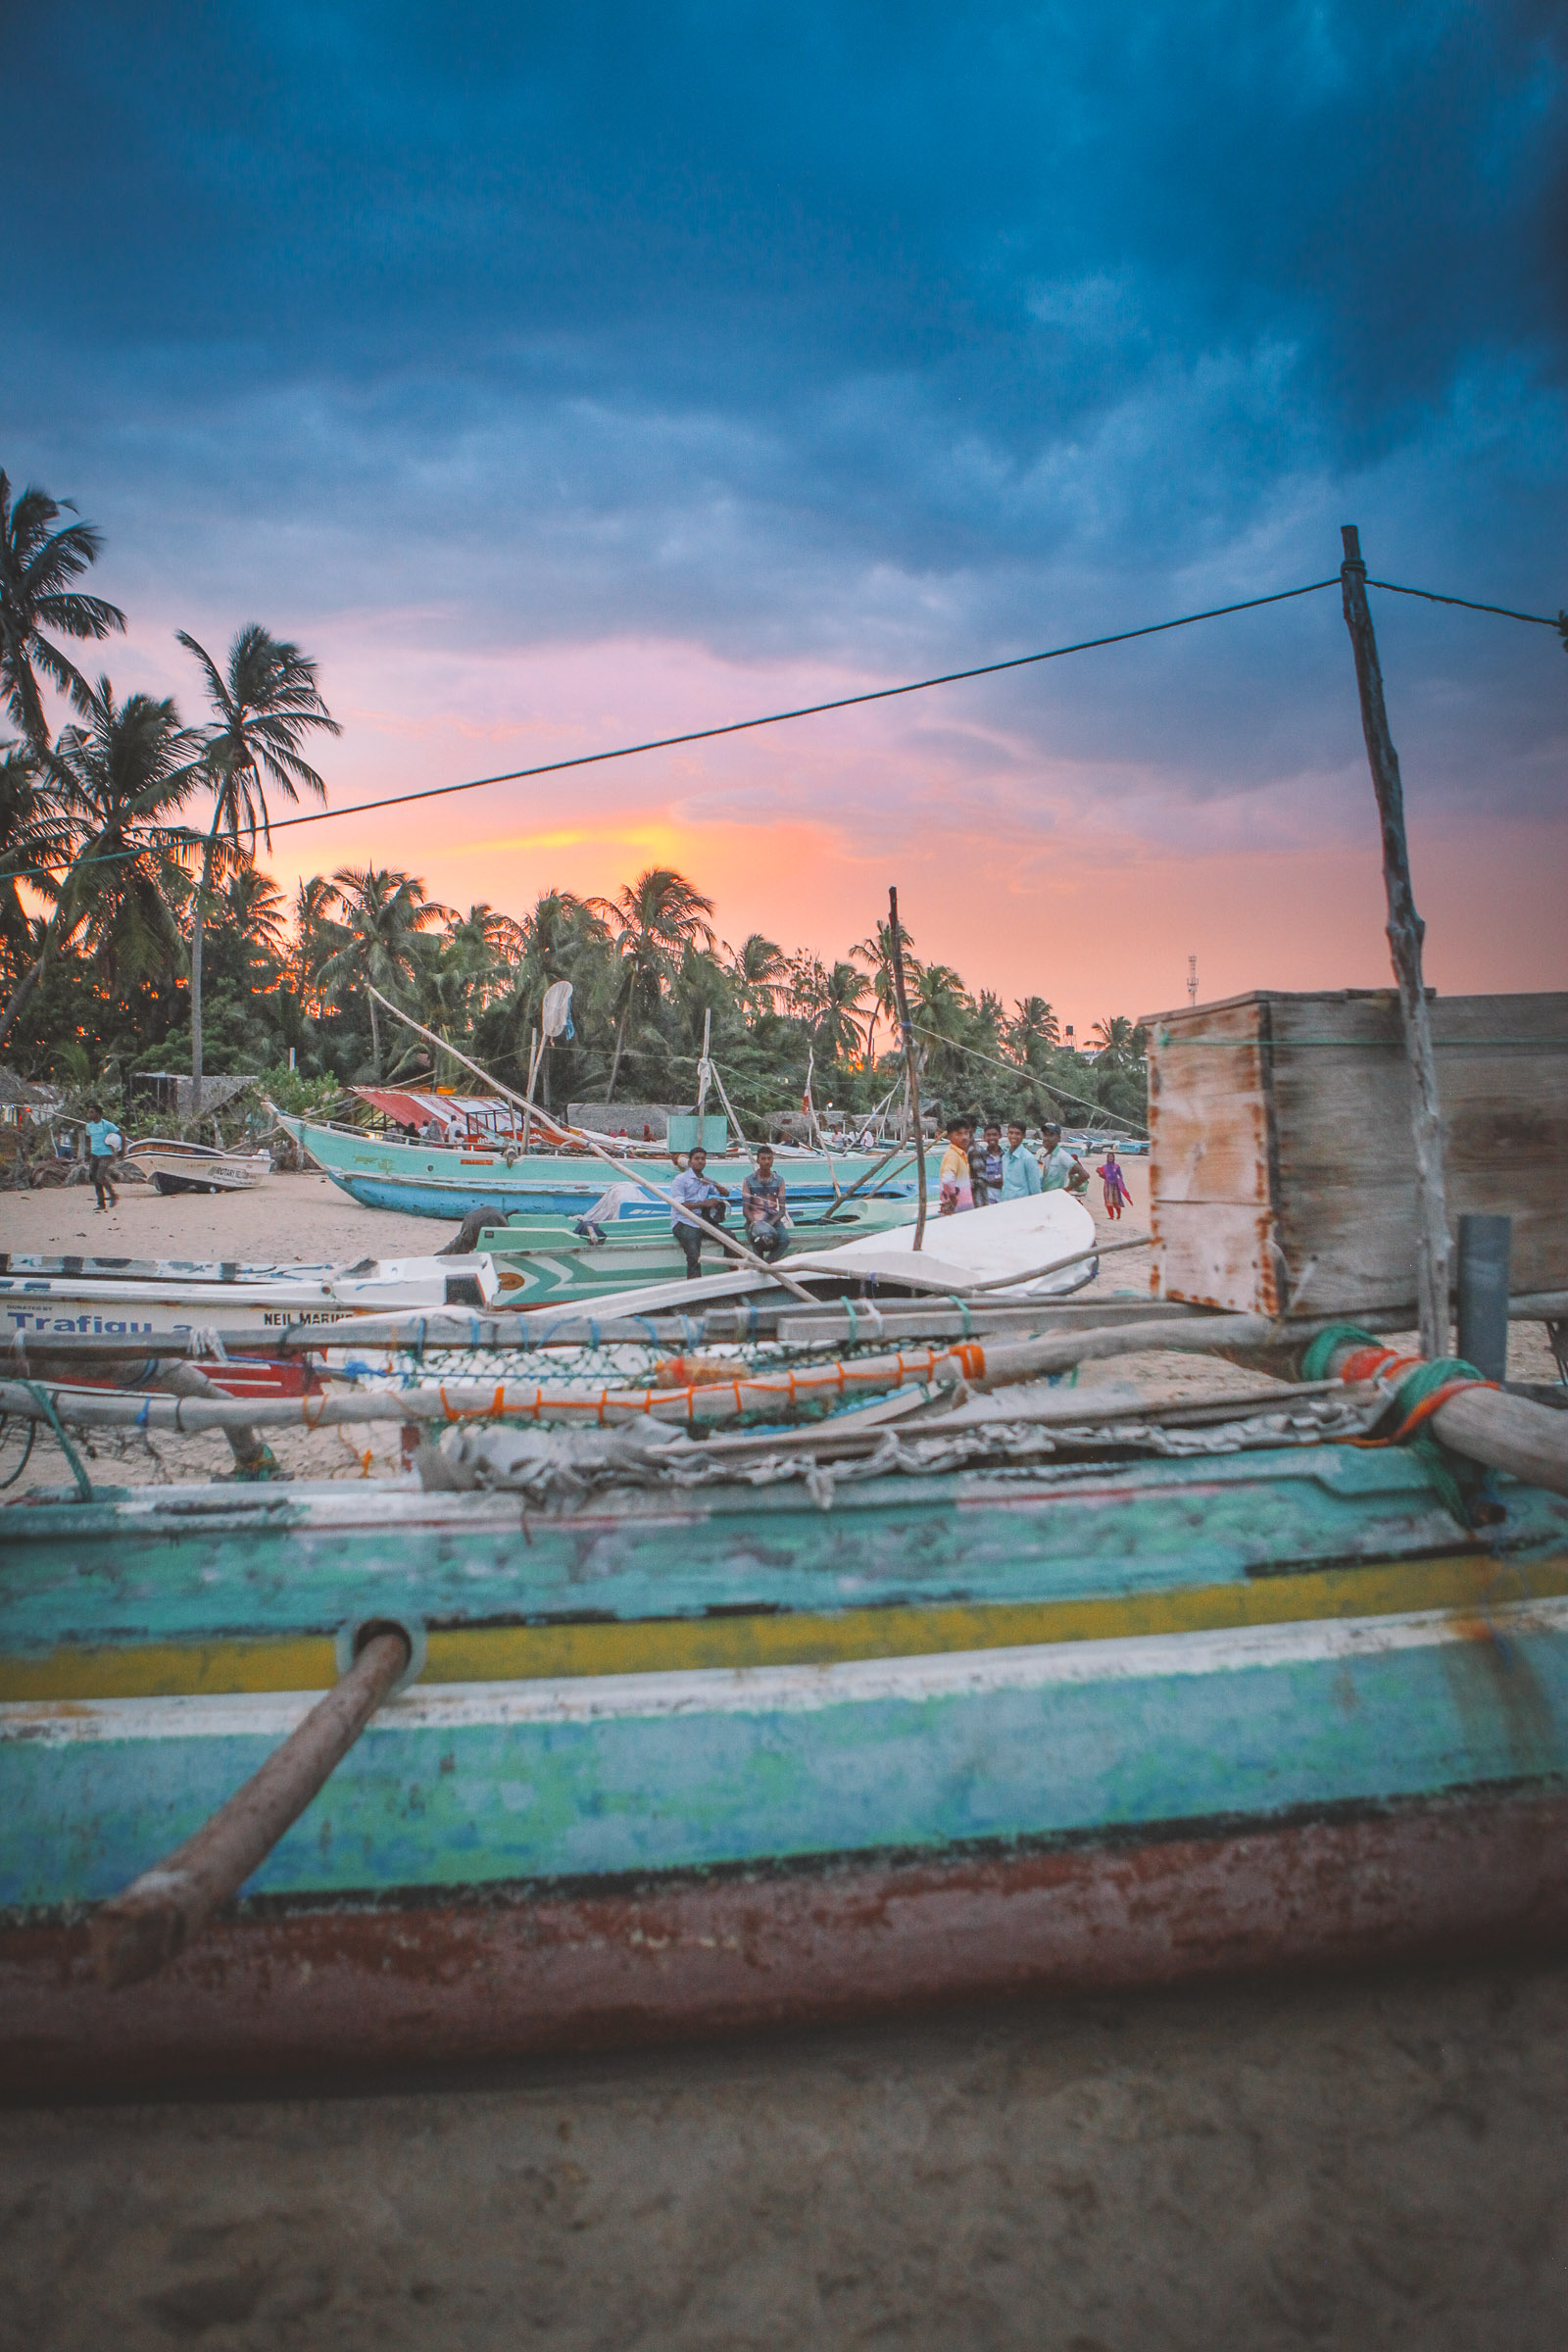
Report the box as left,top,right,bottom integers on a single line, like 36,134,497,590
481,1196,915,1302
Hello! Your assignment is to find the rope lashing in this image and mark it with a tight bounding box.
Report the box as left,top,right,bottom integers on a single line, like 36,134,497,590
1301,1324,1501,1526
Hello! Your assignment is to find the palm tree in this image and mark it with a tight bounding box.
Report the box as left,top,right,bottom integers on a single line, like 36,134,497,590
591,867,715,1101
178,624,339,1105
221,862,291,975
813,960,872,1064
314,865,446,1077
1008,997,1059,1061
289,875,342,1012
724,932,789,1022
1090,1014,1139,1062
0,679,201,1045
0,473,126,745
910,962,971,1092
852,916,917,1063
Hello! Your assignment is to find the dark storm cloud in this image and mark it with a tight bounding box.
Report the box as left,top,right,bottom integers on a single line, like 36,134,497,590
5,0,1564,822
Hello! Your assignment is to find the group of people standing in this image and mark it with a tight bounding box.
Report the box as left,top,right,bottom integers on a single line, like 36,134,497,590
938,1116,1133,1218
665,1119,1136,1281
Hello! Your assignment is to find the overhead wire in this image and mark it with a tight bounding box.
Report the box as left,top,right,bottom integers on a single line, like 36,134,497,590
4,569,1558,888
6,577,1341,877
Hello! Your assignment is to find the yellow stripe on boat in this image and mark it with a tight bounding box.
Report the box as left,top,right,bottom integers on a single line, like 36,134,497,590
5,1547,1567,1701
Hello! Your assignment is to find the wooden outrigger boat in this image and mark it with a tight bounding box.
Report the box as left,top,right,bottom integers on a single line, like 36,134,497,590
286,1111,934,1221
123,1138,273,1195
4,1348,1567,2096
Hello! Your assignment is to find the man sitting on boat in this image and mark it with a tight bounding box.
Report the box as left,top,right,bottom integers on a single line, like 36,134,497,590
740,1147,790,1262
669,1147,730,1278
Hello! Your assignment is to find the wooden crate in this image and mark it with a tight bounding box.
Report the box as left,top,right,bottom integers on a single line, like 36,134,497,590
1144,990,1568,1316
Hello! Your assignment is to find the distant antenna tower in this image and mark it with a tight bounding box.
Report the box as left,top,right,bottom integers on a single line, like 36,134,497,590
1187,955,1199,1007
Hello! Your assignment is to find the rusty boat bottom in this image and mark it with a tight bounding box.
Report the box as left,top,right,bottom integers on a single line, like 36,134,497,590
9,1785,1568,2099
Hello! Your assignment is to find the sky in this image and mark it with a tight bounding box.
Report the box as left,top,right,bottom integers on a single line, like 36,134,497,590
5,0,1566,1032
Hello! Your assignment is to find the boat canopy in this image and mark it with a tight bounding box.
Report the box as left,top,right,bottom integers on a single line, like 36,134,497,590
353,1088,524,1136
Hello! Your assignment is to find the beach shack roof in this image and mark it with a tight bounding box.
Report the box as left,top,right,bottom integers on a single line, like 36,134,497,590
354,1088,524,1134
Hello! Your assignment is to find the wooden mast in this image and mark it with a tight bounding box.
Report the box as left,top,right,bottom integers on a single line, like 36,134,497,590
1340,523,1449,1355
888,887,927,1250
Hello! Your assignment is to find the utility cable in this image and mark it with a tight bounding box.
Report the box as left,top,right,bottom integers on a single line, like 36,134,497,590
1366,581,1563,629
7,568,1557,884
8,578,1339,876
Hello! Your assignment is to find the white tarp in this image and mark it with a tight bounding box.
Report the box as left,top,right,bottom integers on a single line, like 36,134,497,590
788,1189,1098,1298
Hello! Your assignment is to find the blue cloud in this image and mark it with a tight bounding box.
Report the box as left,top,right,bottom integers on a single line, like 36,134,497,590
5,0,1564,838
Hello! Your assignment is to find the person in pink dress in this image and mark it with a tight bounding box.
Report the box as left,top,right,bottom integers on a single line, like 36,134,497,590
1097,1145,1132,1220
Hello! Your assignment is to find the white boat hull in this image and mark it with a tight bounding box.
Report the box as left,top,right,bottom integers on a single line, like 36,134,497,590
0,1255,502,1342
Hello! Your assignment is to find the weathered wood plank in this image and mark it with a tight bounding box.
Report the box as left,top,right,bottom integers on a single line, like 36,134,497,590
1144,991,1568,1313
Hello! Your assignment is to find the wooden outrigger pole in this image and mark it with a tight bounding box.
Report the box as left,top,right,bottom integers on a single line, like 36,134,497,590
1340,524,1450,1355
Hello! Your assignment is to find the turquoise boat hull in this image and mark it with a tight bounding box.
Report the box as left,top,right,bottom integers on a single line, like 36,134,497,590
4,1442,1568,2091
289,1114,933,1221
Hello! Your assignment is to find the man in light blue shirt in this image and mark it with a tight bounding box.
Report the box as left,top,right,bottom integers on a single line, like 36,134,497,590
668,1147,730,1278
1000,1119,1042,1200
83,1100,123,1212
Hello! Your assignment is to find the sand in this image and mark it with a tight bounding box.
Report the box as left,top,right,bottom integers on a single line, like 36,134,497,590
4,1955,1568,2348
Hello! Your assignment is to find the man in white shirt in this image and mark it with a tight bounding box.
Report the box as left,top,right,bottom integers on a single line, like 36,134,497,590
668,1147,730,1278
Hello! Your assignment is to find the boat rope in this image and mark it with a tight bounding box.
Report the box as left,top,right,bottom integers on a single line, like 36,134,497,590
1301,1324,1502,1527
15,1380,93,1500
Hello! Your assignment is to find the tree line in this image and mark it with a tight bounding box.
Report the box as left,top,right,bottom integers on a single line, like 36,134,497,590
0,468,1149,1134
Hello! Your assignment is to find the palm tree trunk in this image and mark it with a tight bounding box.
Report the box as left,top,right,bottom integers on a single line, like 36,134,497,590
189,835,214,1115
368,989,381,1079
606,1005,628,1102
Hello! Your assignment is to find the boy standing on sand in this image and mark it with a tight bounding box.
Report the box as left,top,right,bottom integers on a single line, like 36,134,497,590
980,1122,1004,1206
1039,1123,1083,1192
84,1101,123,1212
938,1116,974,1213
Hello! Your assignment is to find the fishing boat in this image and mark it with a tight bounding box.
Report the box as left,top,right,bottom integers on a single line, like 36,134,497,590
124,1138,272,1195
286,1110,932,1221
4,1397,1567,2094
471,1191,920,1304
0,1251,504,1342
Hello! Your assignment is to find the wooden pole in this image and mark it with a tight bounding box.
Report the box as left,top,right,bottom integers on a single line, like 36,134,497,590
889,888,927,1250
1340,523,1449,1355
520,1027,541,1155
90,1626,413,1988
